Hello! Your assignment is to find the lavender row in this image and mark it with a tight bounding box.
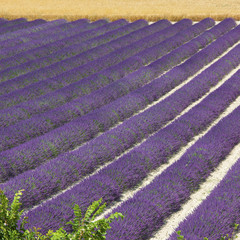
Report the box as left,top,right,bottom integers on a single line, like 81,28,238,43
0,19,66,43
169,158,240,240
0,18,26,29
0,20,137,82
0,19,124,63
22,66,240,235
0,19,215,134
1,40,239,210
0,19,39,35
0,19,111,61
0,19,233,129
0,37,238,191
0,19,151,101
139,21,238,65
0,19,231,151
0,19,46,36
0,19,88,49
0,20,191,110
0,19,176,95
0,18,7,24
0,56,141,127
0,20,108,69
0,19,134,78
0,19,71,49
0,19,220,126
0,19,8,27
0,19,127,65
0,19,163,84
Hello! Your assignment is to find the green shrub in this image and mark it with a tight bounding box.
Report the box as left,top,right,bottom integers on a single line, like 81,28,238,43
0,189,124,239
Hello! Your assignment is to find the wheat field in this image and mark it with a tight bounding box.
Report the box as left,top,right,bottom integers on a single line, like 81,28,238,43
0,0,240,21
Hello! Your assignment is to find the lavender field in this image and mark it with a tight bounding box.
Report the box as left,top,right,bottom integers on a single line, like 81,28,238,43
0,17,239,239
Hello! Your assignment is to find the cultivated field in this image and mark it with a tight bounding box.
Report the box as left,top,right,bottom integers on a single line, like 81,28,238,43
0,18,239,239
0,0,240,21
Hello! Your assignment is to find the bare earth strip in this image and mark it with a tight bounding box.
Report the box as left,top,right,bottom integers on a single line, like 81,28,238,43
0,0,240,21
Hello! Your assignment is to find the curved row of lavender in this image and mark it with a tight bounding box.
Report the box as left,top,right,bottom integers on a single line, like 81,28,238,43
1,39,239,211
0,19,130,79
0,18,8,24
0,19,132,79
0,19,187,108
0,18,218,127
169,158,240,240
0,19,229,178
0,19,195,126
0,19,46,36
0,19,136,94
0,19,108,68
23,63,240,235
0,18,26,27
0,19,112,60
0,19,66,43
0,19,165,91
0,19,88,49
0,18,222,151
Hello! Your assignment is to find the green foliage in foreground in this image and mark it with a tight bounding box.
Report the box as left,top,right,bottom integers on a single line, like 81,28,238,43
0,188,239,239
0,189,124,240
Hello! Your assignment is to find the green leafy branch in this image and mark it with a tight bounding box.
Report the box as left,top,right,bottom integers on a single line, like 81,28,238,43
0,189,124,240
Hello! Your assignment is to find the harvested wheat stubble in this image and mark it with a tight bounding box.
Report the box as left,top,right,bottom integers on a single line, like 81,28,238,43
0,18,240,239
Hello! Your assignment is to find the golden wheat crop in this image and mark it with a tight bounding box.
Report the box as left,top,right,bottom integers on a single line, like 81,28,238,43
0,0,239,21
